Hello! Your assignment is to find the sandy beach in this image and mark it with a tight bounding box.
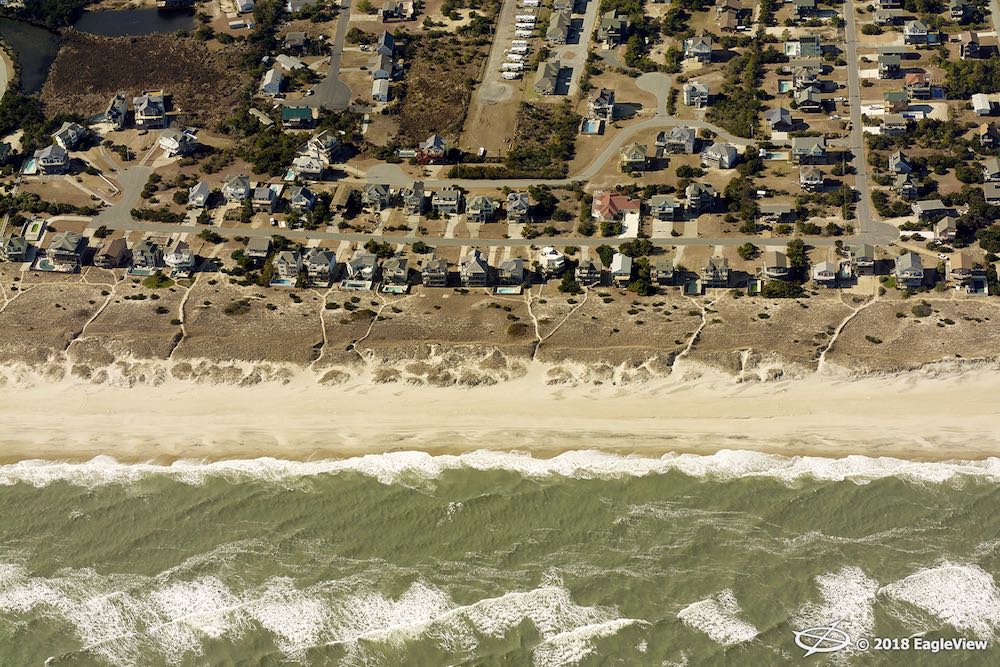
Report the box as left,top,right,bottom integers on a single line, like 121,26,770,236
2,357,999,464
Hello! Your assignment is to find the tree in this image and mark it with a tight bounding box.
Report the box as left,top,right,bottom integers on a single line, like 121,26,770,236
976,225,1000,253
558,272,582,294
618,238,656,257
628,258,654,296
596,244,615,267
198,229,224,244
786,238,808,271
737,242,759,260
364,239,393,258
761,281,804,298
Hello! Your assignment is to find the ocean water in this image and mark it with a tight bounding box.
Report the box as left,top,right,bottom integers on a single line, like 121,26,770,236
0,451,997,665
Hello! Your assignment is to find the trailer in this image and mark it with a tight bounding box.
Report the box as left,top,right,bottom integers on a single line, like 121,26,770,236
501,62,525,71
515,14,536,20
508,45,529,55
501,72,522,80
514,29,534,37
511,39,529,46
506,53,524,62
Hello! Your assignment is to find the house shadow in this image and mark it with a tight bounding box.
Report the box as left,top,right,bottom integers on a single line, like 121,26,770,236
729,270,752,288
713,49,739,64
615,102,642,119
553,68,572,96
567,19,585,45
908,104,936,116
872,258,894,276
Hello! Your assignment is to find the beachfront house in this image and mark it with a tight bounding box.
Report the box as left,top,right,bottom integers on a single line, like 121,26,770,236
274,250,303,282
849,244,875,275
701,256,730,287
303,248,336,286
46,231,86,271
466,195,498,223
421,256,448,287
498,258,525,286
163,240,195,274
0,237,30,263
894,252,924,288
432,188,462,215
382,257,410,286
575,258,602,284
610,252,633,286
346,251,379,282
762,250,789,280
131,239,162,270
651,257,674,285
460,250,490,287
93,238,127,269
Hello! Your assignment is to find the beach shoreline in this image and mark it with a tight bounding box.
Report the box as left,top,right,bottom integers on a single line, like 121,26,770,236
3,358,1000,465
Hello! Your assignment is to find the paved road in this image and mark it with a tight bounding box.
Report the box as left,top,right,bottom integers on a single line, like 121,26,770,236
473,0,523,107
84,216,842,248
842,0,898,247
302,0,353,111
366,71,757,190
558,0,602,98
991,0,1000,40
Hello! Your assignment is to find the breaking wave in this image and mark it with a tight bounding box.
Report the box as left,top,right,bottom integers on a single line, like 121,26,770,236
1,449,998,489
0,562,637,666
677,589,758,646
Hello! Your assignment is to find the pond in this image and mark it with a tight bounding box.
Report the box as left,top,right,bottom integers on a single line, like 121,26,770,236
71,8,196,37
0,9,195,96
0,18,61,94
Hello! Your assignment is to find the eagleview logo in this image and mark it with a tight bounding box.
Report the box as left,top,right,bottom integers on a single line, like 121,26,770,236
793,621,852,657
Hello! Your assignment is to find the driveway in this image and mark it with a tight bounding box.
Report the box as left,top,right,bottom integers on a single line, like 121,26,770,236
300,0,353,111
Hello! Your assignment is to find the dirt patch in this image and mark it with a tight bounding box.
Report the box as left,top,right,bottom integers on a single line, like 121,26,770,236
41,32,249,127
393,20,497,146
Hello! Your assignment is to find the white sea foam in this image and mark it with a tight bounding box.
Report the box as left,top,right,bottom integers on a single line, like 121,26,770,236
0,560,636,667
880,562,1000,639
677,589,759,646
245,578,331,659
2,449,998,489
795,566,879,653
532,618,643,667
